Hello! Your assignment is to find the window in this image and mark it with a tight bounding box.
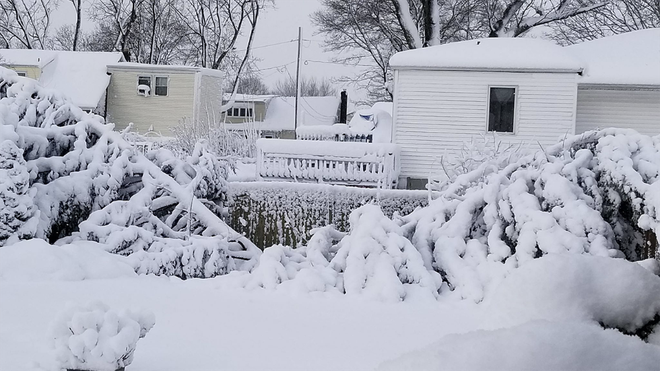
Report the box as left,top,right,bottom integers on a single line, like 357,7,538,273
16,71,27,77
227,107,253,118
155,76,168,96
137,76,151,96
488,87,516,133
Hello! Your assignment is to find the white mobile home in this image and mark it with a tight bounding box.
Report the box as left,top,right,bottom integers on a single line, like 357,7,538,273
106,63,224,135
567,29,660,136
390,38,583,187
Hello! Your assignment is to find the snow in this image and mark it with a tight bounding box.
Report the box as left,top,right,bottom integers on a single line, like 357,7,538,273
389,37,583,72
0,240,136,281
0,50,124,110
263,96,339,130
378,320,660,371
107,62,225,78
50,301,154,371
566,28,660,86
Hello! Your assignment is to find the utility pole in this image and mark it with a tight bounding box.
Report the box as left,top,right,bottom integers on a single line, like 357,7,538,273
294,27,303,130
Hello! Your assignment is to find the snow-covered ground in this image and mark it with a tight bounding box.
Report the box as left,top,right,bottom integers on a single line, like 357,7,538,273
2,241,659,371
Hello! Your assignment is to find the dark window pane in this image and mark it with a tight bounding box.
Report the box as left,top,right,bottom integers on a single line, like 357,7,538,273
138,76,151,87
155,77,168,96
240,108,246,116
248,108,253,117
488,87,515,132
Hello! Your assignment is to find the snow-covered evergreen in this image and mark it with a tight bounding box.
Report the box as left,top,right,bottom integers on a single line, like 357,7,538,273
0,67,260,277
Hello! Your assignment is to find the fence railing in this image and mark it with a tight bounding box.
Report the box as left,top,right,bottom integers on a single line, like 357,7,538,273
296,125,374,143
256,139,400,188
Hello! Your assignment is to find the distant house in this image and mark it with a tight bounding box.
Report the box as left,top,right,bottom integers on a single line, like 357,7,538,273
389,29,660,189
106,63,224,135
0,49,124,114
223,95,341,139
567,29,660,136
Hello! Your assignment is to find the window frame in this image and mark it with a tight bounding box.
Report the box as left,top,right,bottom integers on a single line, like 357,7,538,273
486,85,518,134
154,76,168,96
137,75,152,96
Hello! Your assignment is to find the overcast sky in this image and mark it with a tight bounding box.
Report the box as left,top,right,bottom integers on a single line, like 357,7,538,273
249,0,365,101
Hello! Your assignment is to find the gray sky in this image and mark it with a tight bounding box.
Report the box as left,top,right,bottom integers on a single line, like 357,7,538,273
250,0,365,101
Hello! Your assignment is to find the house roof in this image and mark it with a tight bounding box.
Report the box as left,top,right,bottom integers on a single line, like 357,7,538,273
263,96,339,130
0,48,57,67
223,96,340,131
566,28,660,86
107,62,224,77
222,93,276,103
389,37,583,73
0,49,124,109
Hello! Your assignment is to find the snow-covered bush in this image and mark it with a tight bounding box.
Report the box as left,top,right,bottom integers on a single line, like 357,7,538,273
169,116,260,159
51,302,155,371
0,66,259,276
245,205,443,301
241,129,660,302
378,254,660,371
429,133,525,194
0,140,36,246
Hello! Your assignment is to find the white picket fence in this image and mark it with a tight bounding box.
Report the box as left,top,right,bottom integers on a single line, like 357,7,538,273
256,139,400,188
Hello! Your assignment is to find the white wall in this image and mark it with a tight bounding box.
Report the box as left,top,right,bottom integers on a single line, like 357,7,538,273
196,73,224,125
576,88,660,136
393,69,578,179
106,69,195,135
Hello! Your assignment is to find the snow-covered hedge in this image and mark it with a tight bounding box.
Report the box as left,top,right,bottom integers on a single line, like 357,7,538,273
51,302,155,371
228,181,428,247
241,129,660,302
0,67,260,277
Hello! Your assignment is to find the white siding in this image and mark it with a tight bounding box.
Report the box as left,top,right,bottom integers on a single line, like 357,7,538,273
576,88,660,136
394,70,578,179
106,69,195,134
196,73,224,124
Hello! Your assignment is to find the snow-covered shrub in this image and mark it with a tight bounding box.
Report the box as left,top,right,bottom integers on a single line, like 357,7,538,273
0,66,259,276
0,140,36,245
241,129,660,303
400,129,660,301
429,133,525,194
245,206,443,301
228,181,428,247
169,116,261,159
378,254,660,371
51,302,155,371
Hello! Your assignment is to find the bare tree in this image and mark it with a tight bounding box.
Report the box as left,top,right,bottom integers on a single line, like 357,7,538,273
237,72,270,95
0,0,56,49
550,0,660,44
272,75,337,97
89,0,144,60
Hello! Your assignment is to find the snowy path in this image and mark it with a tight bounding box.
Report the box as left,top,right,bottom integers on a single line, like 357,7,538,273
0,276,481,371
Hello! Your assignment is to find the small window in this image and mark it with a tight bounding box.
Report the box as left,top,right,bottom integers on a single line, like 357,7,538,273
233,108,240,116
137,76,151,96
16,71,27,77
239,108,246,117
155,76,168,96
488,87,516,133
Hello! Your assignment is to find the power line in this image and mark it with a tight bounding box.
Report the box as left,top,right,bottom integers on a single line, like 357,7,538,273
304,59,374,68
233,39,297,53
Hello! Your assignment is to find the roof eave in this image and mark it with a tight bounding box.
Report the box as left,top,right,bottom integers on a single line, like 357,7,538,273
390,65,583,74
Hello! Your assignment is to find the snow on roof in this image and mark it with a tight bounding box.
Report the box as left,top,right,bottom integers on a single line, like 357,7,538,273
263,96,339,130
222,93,276,103
0,49,57,67
389,37,583,73
372,102,393,117
0,49,124,109
566,29,660,86
107,62,224,77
